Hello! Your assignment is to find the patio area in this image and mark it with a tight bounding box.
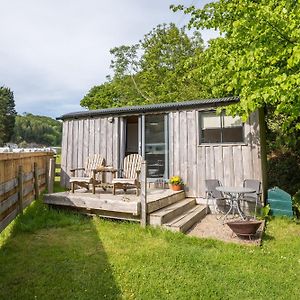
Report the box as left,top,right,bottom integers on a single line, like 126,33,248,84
188,214,265,245
44,181,267,244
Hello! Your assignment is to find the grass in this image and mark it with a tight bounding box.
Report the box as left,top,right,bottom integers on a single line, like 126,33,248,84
0,187,299,299
54,154,61,182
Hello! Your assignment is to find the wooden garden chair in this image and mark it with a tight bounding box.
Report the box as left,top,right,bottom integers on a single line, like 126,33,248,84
69,154,105,193
112,154,143,196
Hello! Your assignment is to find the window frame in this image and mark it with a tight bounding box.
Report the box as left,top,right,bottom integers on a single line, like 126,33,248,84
198,110,245,145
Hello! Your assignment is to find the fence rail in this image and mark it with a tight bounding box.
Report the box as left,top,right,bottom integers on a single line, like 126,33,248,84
0,152,54,233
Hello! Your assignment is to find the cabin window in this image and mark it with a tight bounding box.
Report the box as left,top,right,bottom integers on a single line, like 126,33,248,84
199,111,244,144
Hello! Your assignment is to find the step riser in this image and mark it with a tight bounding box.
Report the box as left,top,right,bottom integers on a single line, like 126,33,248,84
147,191,185,213
180,208,206,233
150,199,196,226
164,207,207,233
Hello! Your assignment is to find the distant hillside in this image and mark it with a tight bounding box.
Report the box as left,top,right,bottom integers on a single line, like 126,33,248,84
13,113,62,147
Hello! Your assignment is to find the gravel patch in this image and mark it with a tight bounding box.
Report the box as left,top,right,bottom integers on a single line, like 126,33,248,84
188,214,264,246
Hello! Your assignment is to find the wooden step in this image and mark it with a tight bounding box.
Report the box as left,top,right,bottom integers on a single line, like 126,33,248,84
147,190,185,213
149,198,196,226
163,205,207,233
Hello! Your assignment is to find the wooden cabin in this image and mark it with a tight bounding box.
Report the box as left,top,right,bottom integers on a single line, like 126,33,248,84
59,97,267,200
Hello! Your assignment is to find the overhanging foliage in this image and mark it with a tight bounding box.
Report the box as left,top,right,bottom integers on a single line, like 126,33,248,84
172,0,300,138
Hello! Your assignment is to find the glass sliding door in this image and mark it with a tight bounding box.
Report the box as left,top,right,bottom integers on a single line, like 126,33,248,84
144,114,168,179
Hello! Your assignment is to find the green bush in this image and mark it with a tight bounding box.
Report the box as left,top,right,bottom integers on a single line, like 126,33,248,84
292,191,300,218
267,151,300,195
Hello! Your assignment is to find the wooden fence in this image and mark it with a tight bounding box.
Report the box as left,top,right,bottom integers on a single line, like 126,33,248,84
0,152,54,233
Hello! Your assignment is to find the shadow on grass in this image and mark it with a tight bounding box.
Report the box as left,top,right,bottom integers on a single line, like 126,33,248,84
262,232,275,241
0,183,122,299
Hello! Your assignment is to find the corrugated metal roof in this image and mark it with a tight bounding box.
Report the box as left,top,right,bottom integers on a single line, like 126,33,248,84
58,96,240,120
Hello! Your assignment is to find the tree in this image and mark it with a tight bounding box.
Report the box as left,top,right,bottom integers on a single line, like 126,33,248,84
81,76,142,109
80,23,205,109
0,86,17,146
172,0,300,141
13,113,62,147
138,24,205,104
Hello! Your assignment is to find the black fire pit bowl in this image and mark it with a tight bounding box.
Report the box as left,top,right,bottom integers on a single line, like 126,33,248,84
226,220,263,236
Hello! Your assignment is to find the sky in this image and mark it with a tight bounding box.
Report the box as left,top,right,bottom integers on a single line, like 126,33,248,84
0,0,218,119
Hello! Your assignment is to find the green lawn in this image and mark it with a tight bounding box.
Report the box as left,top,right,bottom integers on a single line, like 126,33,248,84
54,154,61,182
0,188,299,299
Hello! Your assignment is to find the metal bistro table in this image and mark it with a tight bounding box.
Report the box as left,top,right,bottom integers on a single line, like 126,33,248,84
216,186,256,221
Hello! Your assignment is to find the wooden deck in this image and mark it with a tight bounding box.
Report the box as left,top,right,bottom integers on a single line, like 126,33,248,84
44,188,185,221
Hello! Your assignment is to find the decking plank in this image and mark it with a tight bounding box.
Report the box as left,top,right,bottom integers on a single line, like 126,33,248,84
44,192,140,214
43,188,184,220
147,190,185,213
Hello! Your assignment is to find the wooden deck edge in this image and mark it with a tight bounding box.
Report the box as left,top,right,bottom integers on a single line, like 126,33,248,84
48,204,141,222
147,191,185,213
44,193,140,215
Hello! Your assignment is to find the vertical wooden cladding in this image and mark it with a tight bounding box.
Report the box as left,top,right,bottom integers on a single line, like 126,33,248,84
61,116,120,187
169,110,262,198
199,112,262,197
187,111,197,197
169,110,198,197
60,121,69,187
61,109,262,195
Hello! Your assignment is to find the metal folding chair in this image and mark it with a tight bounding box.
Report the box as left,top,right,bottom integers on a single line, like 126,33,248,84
243,179,262,218
205,179,228,216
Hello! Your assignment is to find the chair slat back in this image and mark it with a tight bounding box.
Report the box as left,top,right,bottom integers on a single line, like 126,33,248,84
205,179,223,198
123,154,142,179
84,154,105,177
243,179,261,198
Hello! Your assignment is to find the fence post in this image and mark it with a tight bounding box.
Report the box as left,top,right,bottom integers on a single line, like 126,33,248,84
140,160,147,227
45,156,49,189
34,162,39,199
18,165,24,215
48,158,55,193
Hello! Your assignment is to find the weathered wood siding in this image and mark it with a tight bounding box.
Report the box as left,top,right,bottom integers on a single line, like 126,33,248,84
61,117,120,187
61,109,263,197
169,110,262,197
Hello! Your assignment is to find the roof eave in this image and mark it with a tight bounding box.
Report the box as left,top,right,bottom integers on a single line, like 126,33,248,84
57,97,240,120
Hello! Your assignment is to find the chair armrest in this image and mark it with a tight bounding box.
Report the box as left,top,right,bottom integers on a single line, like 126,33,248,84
70,167,85,177
92,167,118,174
70,167,85,172
256,192,263,201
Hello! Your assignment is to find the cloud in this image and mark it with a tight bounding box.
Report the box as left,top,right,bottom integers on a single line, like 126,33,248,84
0,0,218,118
